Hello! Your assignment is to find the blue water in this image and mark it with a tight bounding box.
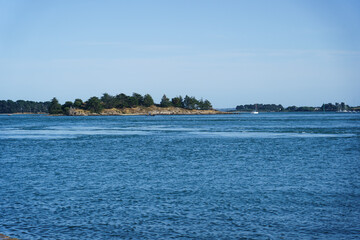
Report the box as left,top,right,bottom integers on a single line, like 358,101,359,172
0,113,359,239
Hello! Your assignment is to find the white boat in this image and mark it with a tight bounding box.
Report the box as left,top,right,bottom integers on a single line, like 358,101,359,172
336,103,349,113
251,104,259,114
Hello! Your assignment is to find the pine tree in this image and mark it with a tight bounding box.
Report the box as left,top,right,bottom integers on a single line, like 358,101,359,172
48,98,63,114
160,94,172,107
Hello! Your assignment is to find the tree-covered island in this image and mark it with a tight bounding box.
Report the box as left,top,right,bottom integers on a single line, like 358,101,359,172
1,96,359,115
234,102,359,112
46,93,216,115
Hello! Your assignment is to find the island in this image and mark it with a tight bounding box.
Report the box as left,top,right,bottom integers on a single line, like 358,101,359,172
234,103,360,113
0,93,226,116
1,95,359,115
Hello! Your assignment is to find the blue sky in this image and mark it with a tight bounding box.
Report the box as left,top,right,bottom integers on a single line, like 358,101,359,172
0,0,359,107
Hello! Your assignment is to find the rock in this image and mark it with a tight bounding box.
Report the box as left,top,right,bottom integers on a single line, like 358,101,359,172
67,106,229,116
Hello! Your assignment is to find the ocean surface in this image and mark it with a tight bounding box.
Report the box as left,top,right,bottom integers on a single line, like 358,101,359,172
0,113,359,239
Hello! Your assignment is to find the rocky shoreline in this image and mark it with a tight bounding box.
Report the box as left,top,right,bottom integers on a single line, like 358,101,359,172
67,106,229,116
0,233,19,240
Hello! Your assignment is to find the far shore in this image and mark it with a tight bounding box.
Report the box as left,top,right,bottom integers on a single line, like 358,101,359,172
66,106,232,116
2,106,233,116
0,112,47,115
0,233,19,240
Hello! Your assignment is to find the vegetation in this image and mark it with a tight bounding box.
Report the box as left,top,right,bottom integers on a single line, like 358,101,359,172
160,94,172,107
143,94,154,107
321,102,350,112
236,104,284,112
171,96,183,108
0,99,50,114
183,95,212,110
48,98,63,114
73,99,84,109
35,92,210,115
235,102,356,112
85,96,103,113
2,95,357,115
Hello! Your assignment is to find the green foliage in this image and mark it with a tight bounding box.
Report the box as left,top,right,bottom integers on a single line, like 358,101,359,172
286,106,297,112
236,104,283,112
48,98,63,114
114,93,129,108
183,95,197,109
127,96,138,108
198,99,212,110
0,93,214,114
62,101,73,109
320,103,338,112
85,96,103,113
297,106,315,112
132,93,144,106
160,94,172,107
171,96,183,108
181,95,213,110
101,93,115,109
235,102,356,112
73,99,84,109
320,102,350,112
0,100,50,113
143,94,154,107
62,101,73,115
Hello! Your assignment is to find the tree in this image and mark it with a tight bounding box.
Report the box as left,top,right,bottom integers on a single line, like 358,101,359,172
199,99,212,110
73,99,84,109
85,96,103,113
0,100,50,113
183,95,198,109
171,96,183,108
114,93,129,108
127,96,137,107
101,93,115,109
48,98,63,114
321,103,337,111
132,93,144,106
143,94,154,107
62,101,73,109
62,101,73,115
160,94,172,107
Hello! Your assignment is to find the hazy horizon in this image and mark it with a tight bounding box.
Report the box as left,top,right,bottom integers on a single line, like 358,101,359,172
1,0,359,108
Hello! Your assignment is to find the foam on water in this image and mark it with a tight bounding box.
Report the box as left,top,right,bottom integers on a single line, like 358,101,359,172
190,131,356,138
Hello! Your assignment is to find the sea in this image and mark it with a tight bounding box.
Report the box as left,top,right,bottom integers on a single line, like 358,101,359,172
0,113,359,239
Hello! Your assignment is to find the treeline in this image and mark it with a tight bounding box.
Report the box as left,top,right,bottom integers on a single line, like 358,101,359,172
236,104,284,112
235,102,355,112
286,102,352,112
0,100,50,113
48,93,213,115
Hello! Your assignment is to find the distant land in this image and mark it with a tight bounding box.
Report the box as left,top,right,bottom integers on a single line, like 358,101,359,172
233,103,360,113
0,93,359,115
0,93,219,116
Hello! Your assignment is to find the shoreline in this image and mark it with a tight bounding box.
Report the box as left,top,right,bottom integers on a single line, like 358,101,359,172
0,233,19,240
2,111,359,116
66,106,232,116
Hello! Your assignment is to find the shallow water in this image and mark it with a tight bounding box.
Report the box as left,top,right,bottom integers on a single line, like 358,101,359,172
1,113,359,239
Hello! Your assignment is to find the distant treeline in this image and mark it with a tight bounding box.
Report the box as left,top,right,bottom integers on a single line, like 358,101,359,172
236,104,284,112
47,93,213,115
235,102,357,112
0,93,213,114
0,100,50,114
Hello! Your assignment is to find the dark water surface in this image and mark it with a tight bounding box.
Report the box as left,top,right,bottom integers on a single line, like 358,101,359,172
1,113,359,239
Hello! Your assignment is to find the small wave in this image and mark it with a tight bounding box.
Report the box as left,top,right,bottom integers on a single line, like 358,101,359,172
0,129,149,140
190,131,356,138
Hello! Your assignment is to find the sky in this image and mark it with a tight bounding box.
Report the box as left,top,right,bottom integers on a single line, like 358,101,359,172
0,0,359,108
